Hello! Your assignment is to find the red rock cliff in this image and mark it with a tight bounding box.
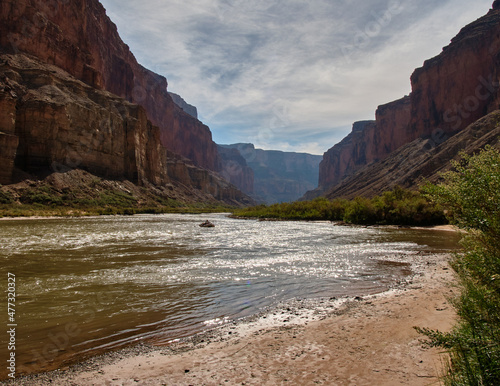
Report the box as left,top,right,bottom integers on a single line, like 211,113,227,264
0,52,253,206
1,53,169,186
408,7,500,140
319,121,375,190
0,0,220,172
375,96,412,154
317,5,500,195
318,96,411,190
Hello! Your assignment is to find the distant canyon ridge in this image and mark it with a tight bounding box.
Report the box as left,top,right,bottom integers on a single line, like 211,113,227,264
218,144,322,204
164,94,322,204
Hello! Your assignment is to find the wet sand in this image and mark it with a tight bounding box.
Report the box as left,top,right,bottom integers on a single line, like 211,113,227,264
14,252,457,386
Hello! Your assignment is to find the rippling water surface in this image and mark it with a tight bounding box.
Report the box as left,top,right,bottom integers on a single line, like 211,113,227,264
0,213,461,377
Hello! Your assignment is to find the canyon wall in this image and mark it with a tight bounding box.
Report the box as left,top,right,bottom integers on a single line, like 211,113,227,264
217,146,254,195
169,92,198,119
408,7,500,140
221,143,322,203
318,96,411,191
1,54,168,186
318,120,376,190
0,0,219,172
375,96,412,154
0,53,252,205
315,5,500,198
323,110,500,199
0,80,18,185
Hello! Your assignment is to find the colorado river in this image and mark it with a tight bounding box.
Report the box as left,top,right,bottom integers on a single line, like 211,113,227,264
0,213,461,378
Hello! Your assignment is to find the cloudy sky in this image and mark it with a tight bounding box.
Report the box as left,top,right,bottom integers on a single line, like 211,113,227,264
100,0,493,155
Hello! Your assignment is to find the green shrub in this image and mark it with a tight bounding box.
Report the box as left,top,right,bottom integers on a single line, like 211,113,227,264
98,191,137,207
19,187,64,206
233,186,446,226
122,208,137,216
343,197,377,224
418,145,500,385
0,190,13,204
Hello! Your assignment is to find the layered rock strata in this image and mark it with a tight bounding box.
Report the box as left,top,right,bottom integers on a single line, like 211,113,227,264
318,120,376,190
0,53,252,205
315,5,500,198
217,146,254,195
1,54,168,186
0,83,18,185
318,96,411,191
408,7,500,140
0,0,219,171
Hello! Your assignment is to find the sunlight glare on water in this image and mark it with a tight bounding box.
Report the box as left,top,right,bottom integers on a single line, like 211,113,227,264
0,213,461,378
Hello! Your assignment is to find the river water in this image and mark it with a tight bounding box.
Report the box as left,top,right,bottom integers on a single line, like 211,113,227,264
0,213,461,378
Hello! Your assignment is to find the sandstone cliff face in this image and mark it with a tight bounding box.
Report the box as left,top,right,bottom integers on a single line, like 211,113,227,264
0,84,18,185
0,133,18,185
318,96,411,192
375,96,412,154
165,151,253,204
315,6,500,198
221,143,322,203
319,120,375,190
408,8,500,140
0,53,253,206
0,0,219,172
1,53,168,186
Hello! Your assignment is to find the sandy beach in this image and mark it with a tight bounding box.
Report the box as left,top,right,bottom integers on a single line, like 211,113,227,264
13,251,457,386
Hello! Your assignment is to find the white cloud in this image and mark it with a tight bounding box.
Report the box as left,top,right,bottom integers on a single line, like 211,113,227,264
100,0,493,154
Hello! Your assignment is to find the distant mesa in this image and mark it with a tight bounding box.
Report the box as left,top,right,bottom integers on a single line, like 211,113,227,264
219,144,322,204
493,1,500,10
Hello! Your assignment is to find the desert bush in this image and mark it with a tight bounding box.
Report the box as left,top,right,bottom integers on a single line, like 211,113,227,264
233,187,446,226
418,145,500,385
0,190,13,204
343,196,377,224
19,187,63,206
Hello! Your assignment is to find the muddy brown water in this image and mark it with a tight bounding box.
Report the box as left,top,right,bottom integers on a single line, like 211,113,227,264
0,214,462,379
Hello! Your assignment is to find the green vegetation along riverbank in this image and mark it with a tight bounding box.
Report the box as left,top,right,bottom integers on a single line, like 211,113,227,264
416,145,500,385
232,186,447,226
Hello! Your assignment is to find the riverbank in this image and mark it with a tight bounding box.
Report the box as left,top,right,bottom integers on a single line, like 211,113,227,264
0,208,232,220
14,252,457,385
0,205,236,219
231,188,448,227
